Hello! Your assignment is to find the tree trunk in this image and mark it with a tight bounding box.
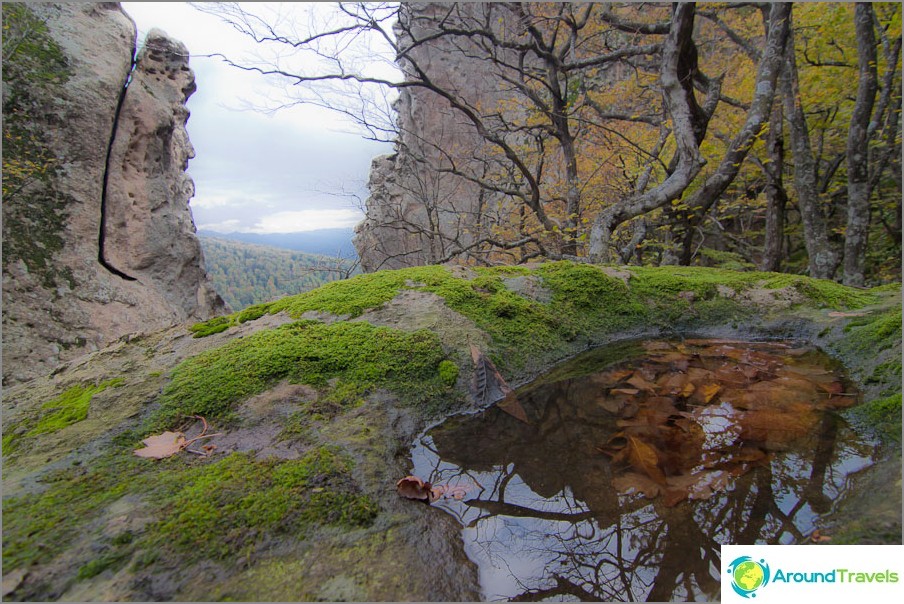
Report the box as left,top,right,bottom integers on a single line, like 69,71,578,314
759,96,788,272
588,3,706,263
843,3,879,286
780,20,840,280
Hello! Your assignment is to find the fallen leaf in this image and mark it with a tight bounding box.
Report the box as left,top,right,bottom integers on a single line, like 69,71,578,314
603,368,636,383
626,373,657,393
396,475,433,500
817,381,845,395
694,383,721,405
626,435,666,484
610,388,640,396
134,431,186,459
612,472,661,498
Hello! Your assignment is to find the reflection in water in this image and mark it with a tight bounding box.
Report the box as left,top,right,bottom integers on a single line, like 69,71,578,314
410,340,876,601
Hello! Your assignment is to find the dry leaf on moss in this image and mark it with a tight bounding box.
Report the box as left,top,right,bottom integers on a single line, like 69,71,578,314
133,431,186,459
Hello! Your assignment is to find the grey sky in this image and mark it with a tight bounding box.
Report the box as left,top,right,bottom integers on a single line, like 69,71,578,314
121,2,393,233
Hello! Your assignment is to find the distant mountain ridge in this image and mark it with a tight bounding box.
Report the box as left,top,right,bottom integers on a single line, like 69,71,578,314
199,235,358,311
197,228,357,258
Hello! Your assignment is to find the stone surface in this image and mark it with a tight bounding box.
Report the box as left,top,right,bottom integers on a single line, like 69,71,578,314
353,3,509,271
1,4,225,386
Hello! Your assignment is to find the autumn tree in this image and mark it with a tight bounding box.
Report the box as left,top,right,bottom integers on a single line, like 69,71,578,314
200,2,901,282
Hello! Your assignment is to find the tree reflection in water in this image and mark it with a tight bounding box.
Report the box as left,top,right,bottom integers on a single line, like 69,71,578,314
409,340,876,601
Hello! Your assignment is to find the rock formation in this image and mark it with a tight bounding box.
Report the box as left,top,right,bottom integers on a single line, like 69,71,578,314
353,3,506,272
1,3,225,385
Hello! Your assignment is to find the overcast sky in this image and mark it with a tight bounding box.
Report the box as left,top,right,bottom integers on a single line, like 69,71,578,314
121,2,394,233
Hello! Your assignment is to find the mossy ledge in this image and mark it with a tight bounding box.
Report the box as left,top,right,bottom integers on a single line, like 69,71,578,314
2,263,900,601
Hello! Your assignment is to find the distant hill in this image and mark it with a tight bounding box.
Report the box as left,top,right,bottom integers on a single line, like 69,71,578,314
197,228,357,258
199,235,360,311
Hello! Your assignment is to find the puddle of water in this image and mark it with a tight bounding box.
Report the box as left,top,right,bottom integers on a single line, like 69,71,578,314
410,339,877,601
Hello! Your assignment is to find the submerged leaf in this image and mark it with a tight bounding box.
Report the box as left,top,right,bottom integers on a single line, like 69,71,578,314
612,472,661,498
626,435,666,484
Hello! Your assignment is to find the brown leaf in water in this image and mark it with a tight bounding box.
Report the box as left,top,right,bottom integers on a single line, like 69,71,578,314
642,341,674,352
612,472,662,498
397,475,433,500
626,373,657,393
687,367,715,383
817,380,845,395
133,431,186,459
694,383,721,405
603,368,635,383
626,435,666,484
824,394,858,409
610,388,640,396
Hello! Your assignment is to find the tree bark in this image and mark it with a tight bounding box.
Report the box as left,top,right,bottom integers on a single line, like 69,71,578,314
588,3,706,263
759,96,788,272
780,17,841,280
675,2,791,266
843,3,879,286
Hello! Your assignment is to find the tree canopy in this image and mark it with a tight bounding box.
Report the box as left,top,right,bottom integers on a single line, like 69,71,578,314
201,2,902,284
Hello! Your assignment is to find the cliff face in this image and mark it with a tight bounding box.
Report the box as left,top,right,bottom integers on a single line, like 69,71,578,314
1,3,225,385
353,3,505,272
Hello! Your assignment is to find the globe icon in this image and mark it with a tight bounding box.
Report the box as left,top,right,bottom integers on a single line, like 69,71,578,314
733,560,765,592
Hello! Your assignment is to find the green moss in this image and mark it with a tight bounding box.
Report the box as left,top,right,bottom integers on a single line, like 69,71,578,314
2,3,74,289
76,549,130,581
153,320,452,428
236,302,272,323
840,306,902,354
438,360,459,387
851,393,902,442
4,378,124,453
149,449,377,560
269,267,450,318
27,378,124,436
2,453,148,570
189,316,230,338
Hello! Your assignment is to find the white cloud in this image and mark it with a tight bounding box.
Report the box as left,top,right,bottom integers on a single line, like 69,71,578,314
251,209,364,233
121,2,393,234
197,218,242,232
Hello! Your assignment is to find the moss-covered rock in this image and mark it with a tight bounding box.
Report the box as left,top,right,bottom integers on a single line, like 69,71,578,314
1,263,899,601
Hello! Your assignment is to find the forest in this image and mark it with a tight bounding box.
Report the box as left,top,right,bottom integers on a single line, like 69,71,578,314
205,2,902,285
199,236,359,310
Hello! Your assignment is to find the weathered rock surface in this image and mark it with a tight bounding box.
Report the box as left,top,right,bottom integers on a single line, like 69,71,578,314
2,4,225,386
353,3,508,271
1,264,899,601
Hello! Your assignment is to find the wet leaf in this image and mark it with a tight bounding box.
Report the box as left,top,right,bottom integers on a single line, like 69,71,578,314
626,373,657,393
602,368,635,383
133,431,186,459
396,475,432,500
824,394,858,409
610,388,640,396
817,381,845,395
694,383,721,405
612,472,661,498
626,435,666,484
